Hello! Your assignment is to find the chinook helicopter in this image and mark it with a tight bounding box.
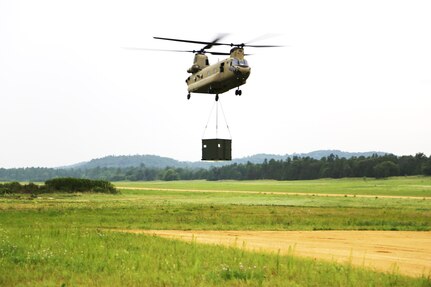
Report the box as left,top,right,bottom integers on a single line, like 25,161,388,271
148,35,282,101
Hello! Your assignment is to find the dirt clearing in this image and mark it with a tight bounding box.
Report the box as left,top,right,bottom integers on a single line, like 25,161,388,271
118,229,431,277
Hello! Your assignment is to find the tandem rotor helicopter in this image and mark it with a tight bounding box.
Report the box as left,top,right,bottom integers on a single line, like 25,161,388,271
129,35,283,101
127,35,282,161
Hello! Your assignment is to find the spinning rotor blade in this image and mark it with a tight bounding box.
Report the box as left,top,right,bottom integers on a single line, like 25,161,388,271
208,34,284,48
153,36,218,46
123,47,231,56
123,47,195,53
152,34,282,52
202,33,228,50
207,51,251,56
154,34,228,50
206,51,230,56
242,44,284,48
245,34,279,44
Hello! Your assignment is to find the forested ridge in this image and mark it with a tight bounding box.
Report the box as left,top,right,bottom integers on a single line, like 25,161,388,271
1,153,431,181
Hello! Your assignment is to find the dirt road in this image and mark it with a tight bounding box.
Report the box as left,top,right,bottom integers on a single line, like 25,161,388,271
118,229,431,277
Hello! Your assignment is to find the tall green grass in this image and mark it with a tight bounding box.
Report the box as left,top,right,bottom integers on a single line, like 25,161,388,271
0,227,429,286
1,177,431,286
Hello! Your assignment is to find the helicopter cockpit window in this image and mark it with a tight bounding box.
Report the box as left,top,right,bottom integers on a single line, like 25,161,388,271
232,59,248,67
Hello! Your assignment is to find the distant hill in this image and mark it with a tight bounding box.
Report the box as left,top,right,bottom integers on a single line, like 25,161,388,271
62,150,388,170
67,155,184,169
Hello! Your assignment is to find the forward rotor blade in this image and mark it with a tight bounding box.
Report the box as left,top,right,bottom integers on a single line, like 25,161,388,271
201,42,284,48
243,44,284,48
208,51,252,56
245,33,280,44
153,35,283,50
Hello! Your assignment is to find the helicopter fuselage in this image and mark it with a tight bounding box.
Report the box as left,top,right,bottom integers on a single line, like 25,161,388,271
186,48,251,95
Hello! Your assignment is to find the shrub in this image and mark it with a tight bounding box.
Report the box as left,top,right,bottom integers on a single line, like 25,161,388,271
0,178,118,195
44,178,118,194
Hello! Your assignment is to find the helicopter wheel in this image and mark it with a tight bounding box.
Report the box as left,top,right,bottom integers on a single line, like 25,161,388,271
215,94,219,101
238,90,242,96
187,93,190,100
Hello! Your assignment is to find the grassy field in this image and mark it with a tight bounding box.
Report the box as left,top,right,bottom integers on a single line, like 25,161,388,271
1,176,431,286
117,176,431,197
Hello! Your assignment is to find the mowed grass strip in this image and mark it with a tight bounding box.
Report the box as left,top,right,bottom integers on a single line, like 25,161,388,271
116,176,431,197
2,203,430,231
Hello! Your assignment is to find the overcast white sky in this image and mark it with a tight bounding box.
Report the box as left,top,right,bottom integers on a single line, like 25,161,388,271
0,0,430,168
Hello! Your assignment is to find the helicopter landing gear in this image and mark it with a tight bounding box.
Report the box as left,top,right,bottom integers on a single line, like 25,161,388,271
215,94,219,101
187,93,191,100
235,89,242,96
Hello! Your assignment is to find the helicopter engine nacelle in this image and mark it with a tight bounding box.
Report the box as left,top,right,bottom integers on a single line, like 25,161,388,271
187,64,200,73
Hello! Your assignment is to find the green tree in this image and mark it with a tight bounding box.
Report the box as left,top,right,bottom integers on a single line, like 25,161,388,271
162,168,180,181
373,161,399,178
422,161,431,176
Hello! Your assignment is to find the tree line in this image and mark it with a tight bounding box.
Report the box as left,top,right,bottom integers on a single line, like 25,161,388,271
1,153,430,182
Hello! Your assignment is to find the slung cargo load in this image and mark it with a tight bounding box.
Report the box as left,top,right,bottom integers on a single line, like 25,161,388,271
201,98,232,161
202,138,232,161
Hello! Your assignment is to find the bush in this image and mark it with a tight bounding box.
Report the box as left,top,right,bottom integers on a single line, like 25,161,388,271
44,178,118,194
0,178,118,195
0,182,28,195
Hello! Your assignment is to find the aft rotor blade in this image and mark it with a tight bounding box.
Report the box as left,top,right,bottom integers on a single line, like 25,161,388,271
154,36,224,47
124,47,234,56
202,33,229,50
206,51,230,56
123,47,196,53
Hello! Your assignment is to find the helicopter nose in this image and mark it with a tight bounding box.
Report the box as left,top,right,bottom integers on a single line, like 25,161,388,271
235,66,251,78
